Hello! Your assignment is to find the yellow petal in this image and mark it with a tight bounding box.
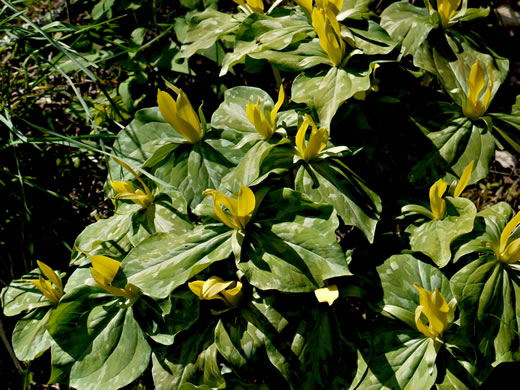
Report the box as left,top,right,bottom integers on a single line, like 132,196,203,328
247,99,273,139
295,117,310,158
237,186,255,229
467,60,485,109
314,284,339,306
437,0,461,28
203,189,239,230
90,267,132,298
36,260,63,294
294,0,312,15
110,180,134,194
453,160,474,197
415,305,436,338
202,276,233,299
188,280,205,298
500,212,520,254
232,0,247,7
221,282,243,307
157,89,201,144
270,85,285,127
27,277,60,304
90,255,121,285
304,126,328,161
246,0,264,13
312,8,344,67
483,63,494,110
413,284,449,338
429,179,448,220
501,238,520,264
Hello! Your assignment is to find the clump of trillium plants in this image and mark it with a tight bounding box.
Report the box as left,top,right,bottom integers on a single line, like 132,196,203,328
2,0,520,389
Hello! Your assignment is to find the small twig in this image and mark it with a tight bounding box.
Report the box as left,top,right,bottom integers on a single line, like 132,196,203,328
0,319,23,374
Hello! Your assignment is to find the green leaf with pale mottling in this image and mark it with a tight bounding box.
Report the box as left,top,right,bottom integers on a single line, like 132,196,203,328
12,307,52,361
451,256,520,364
121,225,233,299
376,254,454,329
238,189,351,292
295,160,381,242
406,197,477,268
292,66,372,128
151,319,223,390
47,286,151,390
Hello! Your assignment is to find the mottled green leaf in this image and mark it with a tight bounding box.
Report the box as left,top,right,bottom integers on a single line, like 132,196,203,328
451,256,520,364
121,225,233,299
292,66,372,128
47,287,151,390
12,307,52,361
406,197,477,267
376,254,454,329
295,160,381,242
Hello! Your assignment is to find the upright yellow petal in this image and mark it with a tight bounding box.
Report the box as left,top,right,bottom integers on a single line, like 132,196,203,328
158,89,201,144
295,117,310,158
203,189,240,230
28,277,60,304
90,255,121,285
415,305,436,338
312,8,345,67
437,0,461,28
36,260,63,294
110,180,134,194
500,212,520,254
414,284,450,338
429,179,448,220
247,99,273,139
304,126,328,161
453,160,474,197
295,0,313,15
501,238,520,264
246,0,264,13
270,85,285,127
467,60,485,105
237,186,255,229
188,281,205,298
314,284,339,305
202,276,233,299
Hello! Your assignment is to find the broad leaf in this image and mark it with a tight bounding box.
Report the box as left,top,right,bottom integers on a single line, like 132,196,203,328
451,256,520,364
380,2,434,58
47,287,151,390
12,307,52,361
121,225,233,299
406,197,477,268
238,189,351,292
295,160,381,242
292,65,372,128
376,254,454,329
151,319,224,390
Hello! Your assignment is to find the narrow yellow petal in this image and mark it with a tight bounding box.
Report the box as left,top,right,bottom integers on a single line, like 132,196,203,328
413,284,450,338
295,0,312,15
246,0,264,13
221,282,243,307
203,189,239,229
202,276,233,299
270,85,285,127
90,255,121,285
237,186,255,229
36,260,63,294
467,60,485,107
247,99,273,139
453,160,474,197
500,212,520,254
27,278,60,304
304,126,328,161
90,267,132,298
157,89,201,144
314,285,339,306
415,305,436,338
111,180,134,194
295,118,310,158
312,8,344,66
429,179,448,220
188,281,205,298
501,238,520,264
437,0,461,28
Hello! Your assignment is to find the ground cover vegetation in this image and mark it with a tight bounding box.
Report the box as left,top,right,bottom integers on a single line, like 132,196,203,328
1,0,520,388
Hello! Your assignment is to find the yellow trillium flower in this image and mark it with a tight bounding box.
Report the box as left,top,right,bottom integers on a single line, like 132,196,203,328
246,85,285,139
83,252,139,300
314,284,339,306
413,283,450,338
453,160,474,197
429,179,448,221
312,0,345,67
188,276,243,308
437,0,461,28
295,114,328,162
233,0,263,13
24,260,64,305
203,186,256,230
110,157,153,208
157,87,202,144
462,59,495,120
495,212,520,264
